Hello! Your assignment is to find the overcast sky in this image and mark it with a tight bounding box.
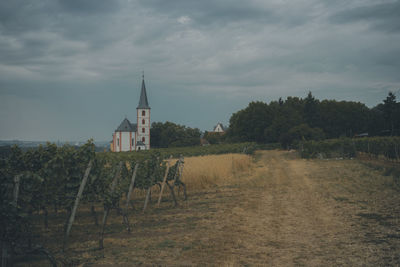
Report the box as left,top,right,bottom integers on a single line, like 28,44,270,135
1,0,399,141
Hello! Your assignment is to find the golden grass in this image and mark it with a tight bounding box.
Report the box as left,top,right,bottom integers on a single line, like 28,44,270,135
181,153,254,191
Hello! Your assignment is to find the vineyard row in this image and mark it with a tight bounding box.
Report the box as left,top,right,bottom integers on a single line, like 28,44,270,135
299,136,400,160
0,141,258,266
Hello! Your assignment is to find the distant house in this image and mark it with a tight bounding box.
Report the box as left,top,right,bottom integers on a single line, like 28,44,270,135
213,122,226,133
110,76,151,152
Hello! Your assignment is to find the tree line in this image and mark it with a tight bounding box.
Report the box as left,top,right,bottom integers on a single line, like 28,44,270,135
150,121,201,148
226,92,400,147
148,92,399,149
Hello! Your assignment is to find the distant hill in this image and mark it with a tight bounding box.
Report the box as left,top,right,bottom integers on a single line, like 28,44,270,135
0,140,110,158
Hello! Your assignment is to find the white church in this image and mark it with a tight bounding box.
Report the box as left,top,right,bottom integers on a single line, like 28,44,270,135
110,76,151,152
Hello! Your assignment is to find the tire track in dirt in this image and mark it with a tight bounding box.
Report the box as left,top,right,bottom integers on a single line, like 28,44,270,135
216,151,376,266
241,151,345,265
176,150,399,266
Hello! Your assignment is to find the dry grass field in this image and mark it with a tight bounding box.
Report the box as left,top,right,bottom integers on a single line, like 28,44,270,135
181,153,254,190
18,150,400,266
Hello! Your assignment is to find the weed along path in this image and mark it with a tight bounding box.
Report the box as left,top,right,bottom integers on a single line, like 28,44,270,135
82,150,399,266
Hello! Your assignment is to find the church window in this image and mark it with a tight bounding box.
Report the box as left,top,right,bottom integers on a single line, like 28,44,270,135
142,137,145,142
132,138,134,145
142,110,145,116
142,128,145,133
117,139,119,146
142,119,145,124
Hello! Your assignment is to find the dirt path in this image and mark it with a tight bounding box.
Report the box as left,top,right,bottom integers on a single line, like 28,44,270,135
79,150,399,266
181,150,400,266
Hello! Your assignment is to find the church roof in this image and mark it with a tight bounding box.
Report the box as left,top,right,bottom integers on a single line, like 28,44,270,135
116,118,137,132
137,78,150,109
136,141,145,146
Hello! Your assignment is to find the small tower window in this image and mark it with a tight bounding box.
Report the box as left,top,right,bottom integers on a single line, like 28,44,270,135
142,119,145,125
142,137,145,142
142,110,145,116
142,128,145,133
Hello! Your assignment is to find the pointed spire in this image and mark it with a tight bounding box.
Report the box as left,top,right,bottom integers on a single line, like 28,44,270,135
137,74,150,109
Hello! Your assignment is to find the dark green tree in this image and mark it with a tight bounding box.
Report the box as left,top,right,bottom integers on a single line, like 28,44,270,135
304,91,319,127
150,121,201,148
382,91,398,135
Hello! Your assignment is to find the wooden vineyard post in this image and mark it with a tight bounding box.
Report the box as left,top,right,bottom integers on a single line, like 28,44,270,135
99,161,123,250
177,157,187,201
173,156,184,185
157,156,172,207
125,163,139,210
142,157,160,213
172,156,181,184
166,181,178,207
143,187,152,213
63,159,93,251
165,156,184,207
174,156,187,201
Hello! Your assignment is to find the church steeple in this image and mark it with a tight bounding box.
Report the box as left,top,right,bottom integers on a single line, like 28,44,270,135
137,74,150,109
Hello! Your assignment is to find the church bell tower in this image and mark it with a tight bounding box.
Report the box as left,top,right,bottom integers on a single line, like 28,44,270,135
136,74,150,150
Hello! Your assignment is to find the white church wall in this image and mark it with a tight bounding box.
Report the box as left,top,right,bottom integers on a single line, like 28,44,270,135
114,131,133,152
121,132,131,151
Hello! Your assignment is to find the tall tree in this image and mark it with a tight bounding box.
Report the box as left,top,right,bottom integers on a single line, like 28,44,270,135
228,101,272,143
304,91,319,127
382,92,398,136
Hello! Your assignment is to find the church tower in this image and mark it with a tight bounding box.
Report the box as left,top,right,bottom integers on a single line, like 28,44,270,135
136,75,151,150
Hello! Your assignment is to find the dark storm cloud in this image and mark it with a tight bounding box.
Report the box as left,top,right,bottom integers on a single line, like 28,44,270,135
139,0,312,27
58,0,121,14
0,0,124,73
0,0,121,41
1,0,400,140
330,1,400,32
0,1,56,34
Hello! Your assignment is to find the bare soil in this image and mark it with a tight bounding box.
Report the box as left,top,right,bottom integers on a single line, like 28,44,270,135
19,150,400,266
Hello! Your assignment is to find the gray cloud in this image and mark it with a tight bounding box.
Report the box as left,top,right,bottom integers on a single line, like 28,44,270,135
330,1,400,32
139,0,318,28
57,0,121,14
0,0,399,140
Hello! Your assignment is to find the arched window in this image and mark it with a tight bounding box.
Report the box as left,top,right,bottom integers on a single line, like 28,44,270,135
142,128,145,133
142,137,145,142
142,119,145,125
142,110,145,116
